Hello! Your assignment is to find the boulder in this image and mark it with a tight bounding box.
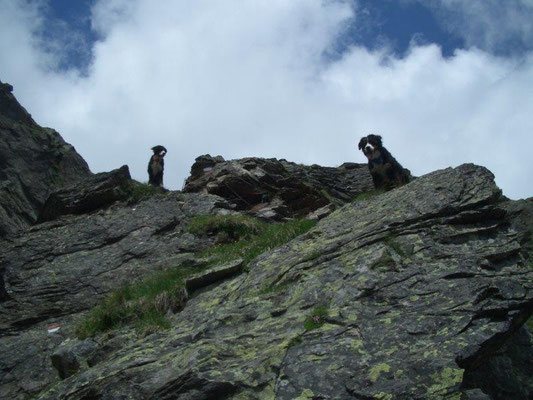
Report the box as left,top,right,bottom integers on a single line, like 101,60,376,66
183,154,374,219
0,192,233,335
0,191,234,397
39,165,132,222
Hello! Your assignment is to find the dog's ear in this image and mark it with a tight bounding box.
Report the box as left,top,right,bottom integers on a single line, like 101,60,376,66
358,137,366,150
375,135,382,147
151,145,167,155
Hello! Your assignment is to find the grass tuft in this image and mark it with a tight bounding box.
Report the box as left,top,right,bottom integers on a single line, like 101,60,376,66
187,214,262,242
192,217,316,270
352,189,385,203
287,336,303,348
75,263,202,338
384,236,407,258
304,304,329,331
77,215,315,338
127,182,163,204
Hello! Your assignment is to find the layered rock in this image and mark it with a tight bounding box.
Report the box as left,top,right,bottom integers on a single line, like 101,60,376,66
0,191,234,398
0,81,91,237
183,154,374,219
38,165,133,222
1,162,532,399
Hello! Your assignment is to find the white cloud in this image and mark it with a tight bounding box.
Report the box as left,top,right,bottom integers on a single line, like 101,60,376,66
0,0,532,199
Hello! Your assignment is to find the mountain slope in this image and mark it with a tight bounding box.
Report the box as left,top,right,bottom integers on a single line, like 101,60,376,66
0,88,532,400
0,81,90,237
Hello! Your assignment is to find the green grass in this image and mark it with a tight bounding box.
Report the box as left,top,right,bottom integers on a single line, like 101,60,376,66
287,336,303,348
352,189,385,203
75,263,205,338
304,304,329,331
192,216,317,270
187,214,262,242
127,182,163,204
384,236,407,258
371,254,396,271
320,189,341,207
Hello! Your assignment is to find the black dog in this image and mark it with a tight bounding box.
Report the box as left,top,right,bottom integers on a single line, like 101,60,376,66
148,145,167,186
358,134,410,190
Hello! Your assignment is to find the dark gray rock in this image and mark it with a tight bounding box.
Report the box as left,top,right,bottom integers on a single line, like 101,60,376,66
39,165,132,222
462,389,491,400
461,327,533,400
185,259,243,292
51,339,97,379
0,81,91,237
0,191,234,397
183,154,374,218
0,192,233,335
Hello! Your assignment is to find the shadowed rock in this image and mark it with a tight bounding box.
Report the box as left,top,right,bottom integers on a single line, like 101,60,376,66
185,259,243,292
0,81,91,237
39,165,132,222
183,154,374,219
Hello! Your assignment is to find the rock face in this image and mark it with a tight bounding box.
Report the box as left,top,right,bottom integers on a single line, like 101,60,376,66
38,165,133,222
0,81,91,237
1,159,532,399
183,154,374,219
0,191,234,398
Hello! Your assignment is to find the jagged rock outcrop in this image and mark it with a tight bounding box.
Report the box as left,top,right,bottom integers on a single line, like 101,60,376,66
38,165,133,222
183,154,374,220
0,81,91,236
1,161,532,399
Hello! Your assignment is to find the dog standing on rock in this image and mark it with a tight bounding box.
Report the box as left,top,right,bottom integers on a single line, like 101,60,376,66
148,145,167,187
358,134,410,190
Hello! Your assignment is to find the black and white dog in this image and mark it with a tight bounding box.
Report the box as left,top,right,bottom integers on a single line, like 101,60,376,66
358,134,410,190
148,145,167,187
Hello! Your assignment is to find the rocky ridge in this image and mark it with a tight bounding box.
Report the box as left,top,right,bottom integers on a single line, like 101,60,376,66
0,84,533,400
0,80,91,237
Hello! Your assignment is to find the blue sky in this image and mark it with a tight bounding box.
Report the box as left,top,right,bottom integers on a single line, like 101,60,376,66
1,0,532,199
44,0,468,70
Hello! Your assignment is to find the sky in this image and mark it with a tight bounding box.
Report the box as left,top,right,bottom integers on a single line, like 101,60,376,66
0,0,532,199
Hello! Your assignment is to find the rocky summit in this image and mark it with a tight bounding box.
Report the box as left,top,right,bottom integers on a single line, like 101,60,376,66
1,84,533,400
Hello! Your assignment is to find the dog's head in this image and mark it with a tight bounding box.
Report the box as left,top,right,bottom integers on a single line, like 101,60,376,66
151,145,167,157
358,134,382,160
